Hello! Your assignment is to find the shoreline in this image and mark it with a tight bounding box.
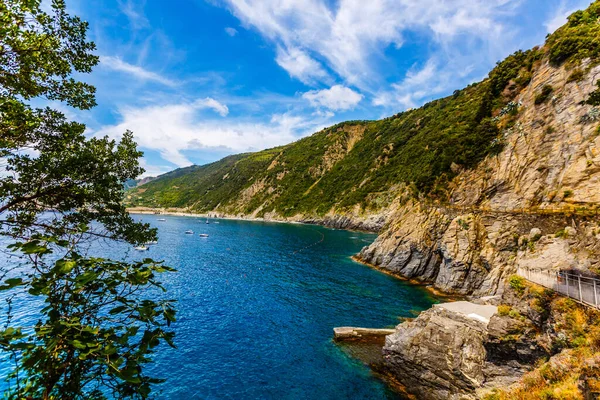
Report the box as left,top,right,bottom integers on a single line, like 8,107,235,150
127,207,380,233
351,256,461,301
128,208,307,226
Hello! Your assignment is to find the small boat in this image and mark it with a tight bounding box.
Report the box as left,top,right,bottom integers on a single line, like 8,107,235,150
198,234,209,238
144,241,158,245
185,230,194,234
157,218,166,222
205,219,210,224
134,245,149,251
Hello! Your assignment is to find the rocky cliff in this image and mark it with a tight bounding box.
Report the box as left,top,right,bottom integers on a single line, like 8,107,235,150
358,58,600,296
356,55,600,398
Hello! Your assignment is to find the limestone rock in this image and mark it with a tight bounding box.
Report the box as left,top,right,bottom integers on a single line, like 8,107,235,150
383,302,497,400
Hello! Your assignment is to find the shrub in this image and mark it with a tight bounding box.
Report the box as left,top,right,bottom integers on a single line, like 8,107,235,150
498,305,511,316
567,69,585,83
535,85,554,105
547,3,600,66
582,80,600,107
509,275,526,295
555,229,569,238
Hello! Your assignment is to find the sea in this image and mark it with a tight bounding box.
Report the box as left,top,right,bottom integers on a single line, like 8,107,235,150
0,215,439,399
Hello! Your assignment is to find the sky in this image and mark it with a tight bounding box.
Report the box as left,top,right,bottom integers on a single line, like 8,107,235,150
60,0,593,177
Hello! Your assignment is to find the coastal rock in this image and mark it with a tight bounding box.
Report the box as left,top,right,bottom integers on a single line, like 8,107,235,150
383,302,497,400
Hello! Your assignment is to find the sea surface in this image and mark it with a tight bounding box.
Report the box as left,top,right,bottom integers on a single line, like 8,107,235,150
0,215,439,399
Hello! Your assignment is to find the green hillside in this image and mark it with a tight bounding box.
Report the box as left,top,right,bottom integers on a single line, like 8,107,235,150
126,1,600,217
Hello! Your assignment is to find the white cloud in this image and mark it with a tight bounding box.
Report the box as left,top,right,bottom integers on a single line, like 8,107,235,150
94,101,328,168
118,0,149,29
303,85,363,111
225,27,238,36
138,158,173,178
223,0,520,88
374,57,475,110
195,97,229,117
275,47,329,85
100,56,177,86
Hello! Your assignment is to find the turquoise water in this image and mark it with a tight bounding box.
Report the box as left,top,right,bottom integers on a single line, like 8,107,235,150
0,215,438,399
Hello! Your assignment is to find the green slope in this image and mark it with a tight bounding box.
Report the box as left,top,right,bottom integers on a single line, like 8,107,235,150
126,2,600,217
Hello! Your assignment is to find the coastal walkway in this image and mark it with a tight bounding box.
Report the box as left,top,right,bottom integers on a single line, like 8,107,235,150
517,267,600,310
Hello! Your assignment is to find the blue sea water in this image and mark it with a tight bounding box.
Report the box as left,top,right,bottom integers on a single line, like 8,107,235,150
0,215,438,399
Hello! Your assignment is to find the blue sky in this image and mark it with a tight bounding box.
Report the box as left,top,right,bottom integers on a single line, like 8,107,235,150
62,0,592,177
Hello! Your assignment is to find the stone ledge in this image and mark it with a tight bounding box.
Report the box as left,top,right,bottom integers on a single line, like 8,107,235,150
333,327,396,341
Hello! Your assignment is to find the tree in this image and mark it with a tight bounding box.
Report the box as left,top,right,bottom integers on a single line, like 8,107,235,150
0,1,176,398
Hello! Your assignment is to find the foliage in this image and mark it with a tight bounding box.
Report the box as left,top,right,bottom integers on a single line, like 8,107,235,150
497,305,511,316
546,1,600,66
0,0,174,398
567,69,585,83
582,80,600,107
487,295,600,400
1,236,176,399
0,0,153,244
535,85,554,105
509,275,526,295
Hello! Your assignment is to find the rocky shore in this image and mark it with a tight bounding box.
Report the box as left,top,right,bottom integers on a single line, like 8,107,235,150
350,58,600,399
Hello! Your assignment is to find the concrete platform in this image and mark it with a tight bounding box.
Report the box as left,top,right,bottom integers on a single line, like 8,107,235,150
434,301,498,325
333,327,396,341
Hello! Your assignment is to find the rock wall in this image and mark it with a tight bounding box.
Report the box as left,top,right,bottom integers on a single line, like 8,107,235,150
383,303,497,400
358,60,600,296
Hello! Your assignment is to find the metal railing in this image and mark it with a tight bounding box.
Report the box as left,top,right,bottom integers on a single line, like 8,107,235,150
517,267,600,309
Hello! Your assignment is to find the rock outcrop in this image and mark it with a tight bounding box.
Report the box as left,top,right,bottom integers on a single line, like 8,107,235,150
383,302,498,400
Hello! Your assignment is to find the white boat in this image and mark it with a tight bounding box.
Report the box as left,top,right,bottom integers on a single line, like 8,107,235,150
134,245,149,251
157,218,166,222
144,241,158,245
198,234,209,238
205,219,210,224
185,230,194,234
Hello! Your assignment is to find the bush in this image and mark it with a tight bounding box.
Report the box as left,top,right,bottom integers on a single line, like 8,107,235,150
509,275,527,295
535,85,554,105
498,305,511,316
582,80,600,106
547,3,600,66
567,69,585,83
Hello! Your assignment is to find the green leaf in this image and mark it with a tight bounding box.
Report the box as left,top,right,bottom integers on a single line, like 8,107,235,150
72,340,86,350
0,278,25,291
55,259,77,274
109,306,127,315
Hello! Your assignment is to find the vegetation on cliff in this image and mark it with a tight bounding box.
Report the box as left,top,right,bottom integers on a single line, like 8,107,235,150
127,2,600,218
485,277,600,400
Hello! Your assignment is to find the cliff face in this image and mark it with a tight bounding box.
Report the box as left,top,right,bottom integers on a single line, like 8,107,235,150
358,60,600,296
358,57,600,400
